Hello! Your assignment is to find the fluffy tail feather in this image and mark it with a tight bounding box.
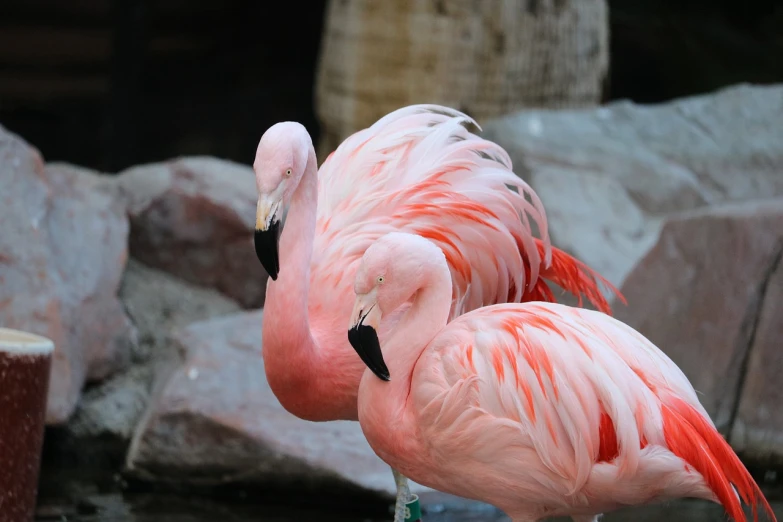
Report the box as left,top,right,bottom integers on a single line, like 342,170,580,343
661,396,776,522
520,239,626,316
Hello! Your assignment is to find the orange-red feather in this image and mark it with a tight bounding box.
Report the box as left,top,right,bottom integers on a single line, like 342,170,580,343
521,239,626,316
662,396,775,522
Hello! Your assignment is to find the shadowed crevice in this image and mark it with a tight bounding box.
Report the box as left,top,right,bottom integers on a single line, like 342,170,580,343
727,239,783,437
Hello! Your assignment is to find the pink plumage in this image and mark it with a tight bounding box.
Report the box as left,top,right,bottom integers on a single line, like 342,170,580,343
349,232,776,522
253,105,623,423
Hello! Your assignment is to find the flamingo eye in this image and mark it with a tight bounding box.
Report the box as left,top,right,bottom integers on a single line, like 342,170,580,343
285,168,292,177
377,276,384,284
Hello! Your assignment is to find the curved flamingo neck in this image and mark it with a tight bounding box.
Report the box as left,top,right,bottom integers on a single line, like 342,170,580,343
360,262,452,434
262,144,324,419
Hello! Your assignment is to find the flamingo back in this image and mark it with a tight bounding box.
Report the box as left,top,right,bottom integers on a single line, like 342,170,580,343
410,302,774,521
310,105,617,342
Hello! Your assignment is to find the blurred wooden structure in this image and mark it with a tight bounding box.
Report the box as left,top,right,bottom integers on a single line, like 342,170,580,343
315,0,609,158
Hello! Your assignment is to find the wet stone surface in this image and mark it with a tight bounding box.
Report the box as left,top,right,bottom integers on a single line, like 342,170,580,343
32,493,783,522
32,472,783,522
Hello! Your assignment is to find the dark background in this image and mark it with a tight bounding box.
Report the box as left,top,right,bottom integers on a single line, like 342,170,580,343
1,0,781,173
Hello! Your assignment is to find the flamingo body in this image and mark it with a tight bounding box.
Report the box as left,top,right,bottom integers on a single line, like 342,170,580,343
348,233,775,522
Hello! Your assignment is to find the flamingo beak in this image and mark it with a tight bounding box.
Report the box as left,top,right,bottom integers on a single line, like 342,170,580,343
255,196,282,280
347,295,389,381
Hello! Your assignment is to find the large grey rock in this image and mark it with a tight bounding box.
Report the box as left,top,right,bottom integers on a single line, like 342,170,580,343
118,259,242,366
125,311,430,499
117,157,268,308
65,260,242,446
615,199,783,449
483,84,783,289
0,127,135,424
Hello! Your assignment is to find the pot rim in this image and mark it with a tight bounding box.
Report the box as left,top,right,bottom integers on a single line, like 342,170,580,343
0,327,54,355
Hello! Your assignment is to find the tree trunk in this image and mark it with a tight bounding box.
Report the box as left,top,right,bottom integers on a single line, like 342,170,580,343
315,0,609,158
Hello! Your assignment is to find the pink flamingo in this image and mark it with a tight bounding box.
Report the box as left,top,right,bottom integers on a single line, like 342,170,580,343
252,105,622,519
347,232,777,522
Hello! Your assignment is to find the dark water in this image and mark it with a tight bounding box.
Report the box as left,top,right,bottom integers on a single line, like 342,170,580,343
35,489,783,522
34,457,783,522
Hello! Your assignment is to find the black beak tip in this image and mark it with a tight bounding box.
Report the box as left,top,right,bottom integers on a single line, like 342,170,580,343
348,324,390,382
254,221,280,280
265,263,278,281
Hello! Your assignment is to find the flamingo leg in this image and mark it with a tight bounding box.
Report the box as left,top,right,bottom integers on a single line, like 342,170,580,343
392,468,413,521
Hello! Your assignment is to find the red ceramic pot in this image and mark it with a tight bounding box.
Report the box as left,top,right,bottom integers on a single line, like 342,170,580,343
0,328,53,522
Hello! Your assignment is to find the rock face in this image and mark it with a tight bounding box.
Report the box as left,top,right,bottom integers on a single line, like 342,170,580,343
482,84,783,290
63,260,242,448
316,0,609,157
0,128,58,388
0,127,135,424
731,234,783,465
118,259,242,367
44,164,135,384
117,157,268,309
126,311,430,498
615,199,783,440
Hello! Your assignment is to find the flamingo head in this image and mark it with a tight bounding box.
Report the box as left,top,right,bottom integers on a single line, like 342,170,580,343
348,232,446,381
252,121,311,280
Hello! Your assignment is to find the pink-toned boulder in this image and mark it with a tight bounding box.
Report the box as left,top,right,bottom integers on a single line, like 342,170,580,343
0,126,135,424
45,163,136,383
729,229,783,463
615,199,783,447
117,157,268,309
